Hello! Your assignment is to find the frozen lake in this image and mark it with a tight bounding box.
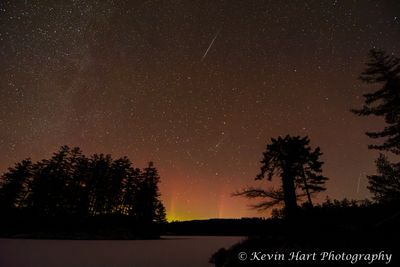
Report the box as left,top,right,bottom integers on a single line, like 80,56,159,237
0,236,243,267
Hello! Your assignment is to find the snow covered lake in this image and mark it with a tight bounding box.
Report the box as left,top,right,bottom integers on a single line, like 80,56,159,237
0,236,243,267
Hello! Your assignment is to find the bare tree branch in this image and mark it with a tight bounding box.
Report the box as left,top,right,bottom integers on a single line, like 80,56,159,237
232,187,284,200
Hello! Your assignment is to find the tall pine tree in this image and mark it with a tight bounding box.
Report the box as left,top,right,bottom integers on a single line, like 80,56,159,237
236,135,328,218
134,162,166,223
352,49,400,153
352,49,400,203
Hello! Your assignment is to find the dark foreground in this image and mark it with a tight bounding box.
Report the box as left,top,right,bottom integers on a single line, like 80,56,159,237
210,203,400,266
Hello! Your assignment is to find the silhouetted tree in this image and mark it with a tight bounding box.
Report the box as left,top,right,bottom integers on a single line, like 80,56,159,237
87,153,114,215
0,159,32,211
107,157,131,214
352,49,400,154
236,135,328,219
352,49,400,203
28,146,77,216
121,166,141,216
368,154,400,204
134,162,166,223
61,147,88,216
70,151,91,217
107,157,134,215
154,200,167,223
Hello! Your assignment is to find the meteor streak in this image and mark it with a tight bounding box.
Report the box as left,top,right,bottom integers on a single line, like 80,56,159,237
201,29,221,61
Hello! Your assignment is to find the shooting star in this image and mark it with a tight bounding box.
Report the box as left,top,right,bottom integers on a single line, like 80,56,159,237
201,29,221,62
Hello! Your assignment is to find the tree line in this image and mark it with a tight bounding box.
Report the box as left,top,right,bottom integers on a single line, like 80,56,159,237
0,146,166,224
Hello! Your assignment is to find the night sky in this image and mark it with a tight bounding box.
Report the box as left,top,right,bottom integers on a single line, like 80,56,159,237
1,1,399,221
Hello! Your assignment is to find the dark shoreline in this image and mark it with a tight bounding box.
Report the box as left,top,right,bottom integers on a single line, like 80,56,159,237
0,217,265,240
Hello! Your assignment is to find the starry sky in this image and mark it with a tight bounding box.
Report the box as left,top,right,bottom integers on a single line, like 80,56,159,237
1,1,399,221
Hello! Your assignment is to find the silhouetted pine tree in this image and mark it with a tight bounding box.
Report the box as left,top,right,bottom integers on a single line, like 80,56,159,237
61,147,88,216
352,49,400,154
368,154,400,203
236,135,328,219
71,151,91,217
87,153,114,215
154,200,167,223
352,49,400,203
0,159,32,211
121,166,141,216
28,146,76,216
134,162,166,223
109,157,133,214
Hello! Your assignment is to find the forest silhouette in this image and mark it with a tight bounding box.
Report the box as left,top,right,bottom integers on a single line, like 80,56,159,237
0,146,166,239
